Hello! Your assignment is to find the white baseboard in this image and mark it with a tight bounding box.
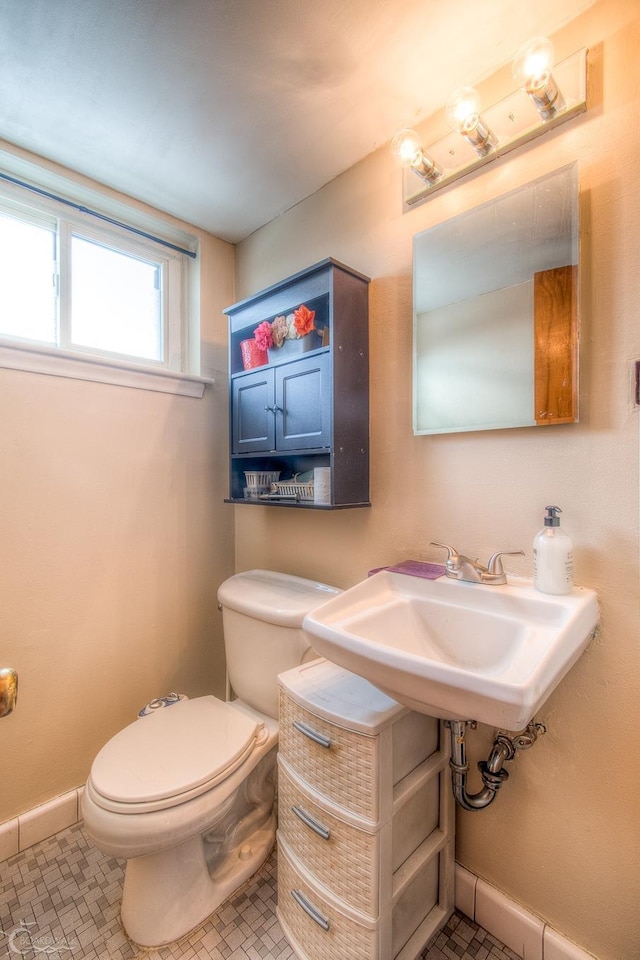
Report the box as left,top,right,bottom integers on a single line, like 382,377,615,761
0,787,84,861
455,863,598,960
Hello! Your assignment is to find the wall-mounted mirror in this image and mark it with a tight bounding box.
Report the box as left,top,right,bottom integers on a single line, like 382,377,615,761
413,163,579,435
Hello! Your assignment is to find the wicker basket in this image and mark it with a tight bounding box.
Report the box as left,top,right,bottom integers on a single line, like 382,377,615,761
244,470,281,492
270,478,314,501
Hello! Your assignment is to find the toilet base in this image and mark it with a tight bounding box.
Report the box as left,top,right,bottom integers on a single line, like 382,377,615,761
122,814,276,947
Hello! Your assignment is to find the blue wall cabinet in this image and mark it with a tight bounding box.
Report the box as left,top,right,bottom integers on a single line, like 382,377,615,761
225,259,370,509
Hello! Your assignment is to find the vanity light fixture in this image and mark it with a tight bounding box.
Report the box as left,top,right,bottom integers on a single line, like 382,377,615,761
393,41,587,208
513,36,565,121
391,128,442,185
445,87,497,157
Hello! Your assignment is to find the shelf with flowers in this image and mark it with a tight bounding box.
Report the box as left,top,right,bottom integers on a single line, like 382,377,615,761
237,294,329,373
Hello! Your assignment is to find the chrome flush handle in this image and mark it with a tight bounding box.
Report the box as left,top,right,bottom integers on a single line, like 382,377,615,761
0,668,18,718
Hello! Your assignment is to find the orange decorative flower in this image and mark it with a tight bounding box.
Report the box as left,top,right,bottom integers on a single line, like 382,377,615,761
292,304,316,337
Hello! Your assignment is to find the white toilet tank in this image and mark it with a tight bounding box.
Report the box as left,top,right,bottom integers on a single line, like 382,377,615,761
217,570,340,719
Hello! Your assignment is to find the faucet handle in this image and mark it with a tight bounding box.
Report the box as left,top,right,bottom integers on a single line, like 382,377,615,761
430,541,459,561
487,550,525,576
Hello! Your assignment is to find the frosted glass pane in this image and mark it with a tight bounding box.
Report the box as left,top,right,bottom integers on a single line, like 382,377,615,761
71,236,162,361
0,213,56,342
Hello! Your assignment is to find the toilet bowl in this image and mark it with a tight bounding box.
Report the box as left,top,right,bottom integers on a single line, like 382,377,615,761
82,570,340,947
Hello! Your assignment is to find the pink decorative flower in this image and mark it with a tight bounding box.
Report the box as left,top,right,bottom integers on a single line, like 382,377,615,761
292,304,316,338
254,320,274,351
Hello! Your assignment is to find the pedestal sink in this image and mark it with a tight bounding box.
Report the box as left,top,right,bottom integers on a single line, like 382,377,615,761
302,570,598,729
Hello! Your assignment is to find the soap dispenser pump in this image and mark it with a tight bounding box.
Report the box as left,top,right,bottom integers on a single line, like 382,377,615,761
533,505,574,595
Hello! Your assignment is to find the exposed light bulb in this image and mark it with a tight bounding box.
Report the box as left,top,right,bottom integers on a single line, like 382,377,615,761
445,86,481,131
513,37,566,120
445,87,497,157
391,128,423,166
391,128,442,185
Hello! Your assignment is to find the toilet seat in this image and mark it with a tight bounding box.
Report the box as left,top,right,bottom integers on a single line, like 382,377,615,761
88,696,262,815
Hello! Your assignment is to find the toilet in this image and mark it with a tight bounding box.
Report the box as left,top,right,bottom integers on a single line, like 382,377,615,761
82,569,339,947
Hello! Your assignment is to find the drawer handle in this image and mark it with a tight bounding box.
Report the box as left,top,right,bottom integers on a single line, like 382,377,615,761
291,889,330,931
292,805,331,840
293,719,332,749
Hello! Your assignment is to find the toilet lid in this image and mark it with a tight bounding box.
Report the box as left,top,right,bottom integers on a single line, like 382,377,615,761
89,697,260,811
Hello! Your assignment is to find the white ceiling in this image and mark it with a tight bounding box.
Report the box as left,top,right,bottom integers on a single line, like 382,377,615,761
0,0,594,243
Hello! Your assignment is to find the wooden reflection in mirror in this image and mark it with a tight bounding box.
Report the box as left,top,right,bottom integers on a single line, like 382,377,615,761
534,265,577,425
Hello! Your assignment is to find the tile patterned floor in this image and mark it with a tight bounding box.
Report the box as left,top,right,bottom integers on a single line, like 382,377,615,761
0,823,521,960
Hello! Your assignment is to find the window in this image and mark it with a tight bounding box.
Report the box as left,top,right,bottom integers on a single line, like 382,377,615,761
0,175,202,394
70,234,163,362
0,205,57,344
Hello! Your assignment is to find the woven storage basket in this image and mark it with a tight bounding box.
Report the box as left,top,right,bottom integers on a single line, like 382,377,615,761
244,470,280,492
279,690,378,823
270,479,314,500
277,839,378,960
278,759,378,917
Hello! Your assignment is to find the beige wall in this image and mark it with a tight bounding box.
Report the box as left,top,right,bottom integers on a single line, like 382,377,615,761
0,159,236,821
234,2,640,957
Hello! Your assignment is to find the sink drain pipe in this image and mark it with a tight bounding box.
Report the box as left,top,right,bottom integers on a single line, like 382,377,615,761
447,720,546,811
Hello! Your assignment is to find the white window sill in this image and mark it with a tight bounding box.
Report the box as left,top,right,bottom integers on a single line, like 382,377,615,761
0,340,213,397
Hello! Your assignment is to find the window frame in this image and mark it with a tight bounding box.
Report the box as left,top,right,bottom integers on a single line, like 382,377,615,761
0,174,208,397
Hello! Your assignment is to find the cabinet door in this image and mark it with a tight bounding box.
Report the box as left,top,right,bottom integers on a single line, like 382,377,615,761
276,353,331,450
232,369,275,453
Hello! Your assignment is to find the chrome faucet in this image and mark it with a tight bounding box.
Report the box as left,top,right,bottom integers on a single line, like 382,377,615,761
430,542,524,585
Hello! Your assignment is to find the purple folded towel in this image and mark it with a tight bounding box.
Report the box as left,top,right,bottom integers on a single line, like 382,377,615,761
368,560,446,579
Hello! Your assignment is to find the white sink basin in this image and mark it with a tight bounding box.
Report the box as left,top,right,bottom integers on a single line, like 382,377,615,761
302,571,598,730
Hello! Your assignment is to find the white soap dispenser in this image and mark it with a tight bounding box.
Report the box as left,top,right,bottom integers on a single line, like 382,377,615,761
533,505,574,595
